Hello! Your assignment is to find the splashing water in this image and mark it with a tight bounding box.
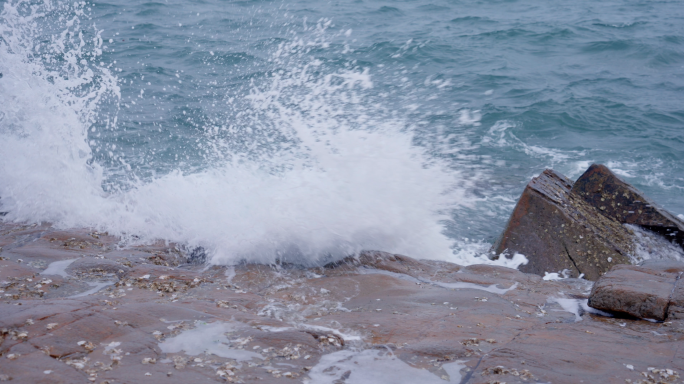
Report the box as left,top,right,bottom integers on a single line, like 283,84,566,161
0,1,510,266
0,1,118,225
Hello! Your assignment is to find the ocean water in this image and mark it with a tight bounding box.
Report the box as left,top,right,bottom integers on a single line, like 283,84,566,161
1,0,683,266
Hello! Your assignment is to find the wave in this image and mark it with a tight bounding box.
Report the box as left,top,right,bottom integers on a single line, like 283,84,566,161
0,1,517,267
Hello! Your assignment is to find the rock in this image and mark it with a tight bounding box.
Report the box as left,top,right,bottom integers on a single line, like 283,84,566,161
325,250,450,280
588,261,683,321
491,169,634,280
0,260,38,280
187,247,207,264
669,282,684,320
492,165,684,280
66,257,130,279
2,220,684,384
572,164,684,249
666,263,684,320
640,259,684,274
0,350,86,383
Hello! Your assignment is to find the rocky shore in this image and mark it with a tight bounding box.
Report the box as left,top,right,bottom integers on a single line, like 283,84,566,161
1,164,683,384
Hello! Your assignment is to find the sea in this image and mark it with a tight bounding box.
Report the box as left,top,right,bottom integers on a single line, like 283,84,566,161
1,0,683,267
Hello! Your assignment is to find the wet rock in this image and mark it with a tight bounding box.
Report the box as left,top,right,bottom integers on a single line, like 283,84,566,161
640,259,684,274
468,321,683,384
664,262,684,320
669,283,684,320
187,247,207,265
492,169,634,280
0,259,38,280
588,262,682,321
66,257,129,279
573,164,684,249
326,250,450,280
2,220,684,384
0,350,86,383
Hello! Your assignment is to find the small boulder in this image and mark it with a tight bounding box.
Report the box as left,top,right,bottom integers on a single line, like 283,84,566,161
588,262,682,321
572,164,684,249
491,169,634,280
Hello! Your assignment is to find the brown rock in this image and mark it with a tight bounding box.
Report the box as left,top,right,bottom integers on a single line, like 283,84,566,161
0,260,38,280
588,263,679,320
667,271,684,320
492,169,634,280
467,321,683,384
640,259,684,274
572,163,684,249
66,257,130,279
2,220,684,384
669,286,684,320
30,312,131,358
325,250,449,280
0,350,86,383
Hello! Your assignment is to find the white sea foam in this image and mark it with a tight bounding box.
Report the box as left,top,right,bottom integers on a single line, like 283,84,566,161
567,160,593,179
41,259,77,278
159,321,263,361
304,349,463,384
548,298,612,322
627,224,684,263
481,121,584,165
68,282,113,298
261,324,362,343
542,269,571,281
442,360,469,383
436,281,518,295
605,161,637,178
360,268,520,294
0,1,516,268
224,266,236,283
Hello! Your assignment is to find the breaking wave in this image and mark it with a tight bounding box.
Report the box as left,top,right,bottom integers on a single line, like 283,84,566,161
0,1,518,267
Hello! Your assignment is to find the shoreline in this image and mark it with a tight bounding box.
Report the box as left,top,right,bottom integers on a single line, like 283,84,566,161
1,164,684,383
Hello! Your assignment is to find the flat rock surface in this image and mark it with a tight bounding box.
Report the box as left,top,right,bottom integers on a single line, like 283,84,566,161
1,222,683,384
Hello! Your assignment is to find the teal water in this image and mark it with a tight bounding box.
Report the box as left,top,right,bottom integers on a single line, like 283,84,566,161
1,0,683,265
